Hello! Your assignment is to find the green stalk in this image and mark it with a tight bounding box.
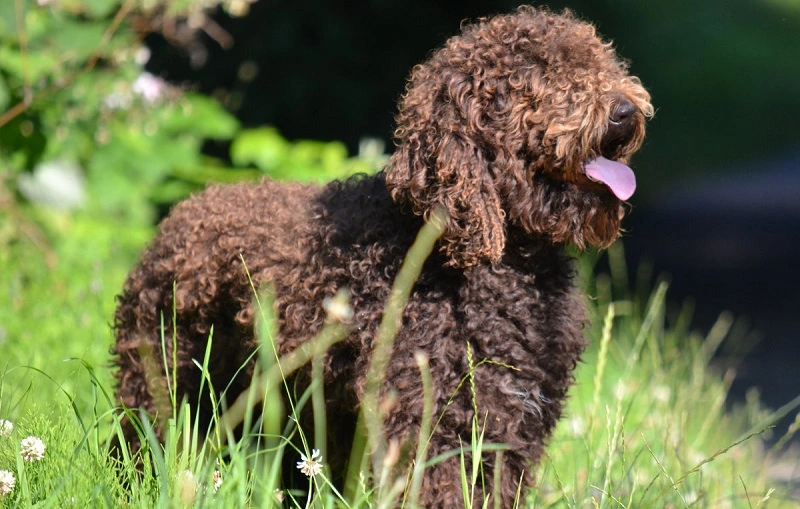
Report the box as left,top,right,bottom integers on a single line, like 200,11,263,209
344,207,446,501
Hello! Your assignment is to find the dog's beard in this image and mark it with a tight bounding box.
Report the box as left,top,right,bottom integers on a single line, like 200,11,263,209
506,173,623,249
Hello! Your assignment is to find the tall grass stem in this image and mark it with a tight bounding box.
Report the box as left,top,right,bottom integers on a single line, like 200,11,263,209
353,208,446,489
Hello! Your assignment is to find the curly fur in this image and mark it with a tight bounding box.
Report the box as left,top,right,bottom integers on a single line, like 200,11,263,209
112,6,651,505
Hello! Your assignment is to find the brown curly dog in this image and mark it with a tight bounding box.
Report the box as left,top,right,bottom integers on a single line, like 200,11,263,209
112,6,652,505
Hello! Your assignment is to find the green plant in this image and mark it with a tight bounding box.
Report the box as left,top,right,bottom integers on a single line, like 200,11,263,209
2,222,798,507
0,0,386,237
530,246,799,508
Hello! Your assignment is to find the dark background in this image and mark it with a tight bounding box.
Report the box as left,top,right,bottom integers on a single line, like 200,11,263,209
144,0,800,434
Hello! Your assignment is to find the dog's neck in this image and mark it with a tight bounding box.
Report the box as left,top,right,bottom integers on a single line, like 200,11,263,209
505,223,566,253
497,225,573,273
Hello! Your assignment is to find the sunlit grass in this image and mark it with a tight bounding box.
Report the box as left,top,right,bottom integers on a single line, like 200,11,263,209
0,214,798,507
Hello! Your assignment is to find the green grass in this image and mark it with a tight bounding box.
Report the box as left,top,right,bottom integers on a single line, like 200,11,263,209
0,209,798,507
533,276,797,508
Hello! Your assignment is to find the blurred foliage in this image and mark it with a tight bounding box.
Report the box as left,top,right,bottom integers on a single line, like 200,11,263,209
0,0,385,422
231,127,385,182
0,0,385,261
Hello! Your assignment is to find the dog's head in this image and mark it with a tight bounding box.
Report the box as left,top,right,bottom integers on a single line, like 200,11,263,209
386,6,653,268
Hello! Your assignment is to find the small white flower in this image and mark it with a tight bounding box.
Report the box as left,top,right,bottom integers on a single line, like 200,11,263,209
132,72,168,103
323,292,353,323
134,47,151,66
103,91,133,111
17,160,86,210
296,448,323,477
0,470,15,495
213,469,222,493
0,419,13,437
20,436,46,462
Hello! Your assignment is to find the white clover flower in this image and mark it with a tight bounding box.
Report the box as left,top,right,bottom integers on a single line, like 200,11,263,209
0,419,13,437
0,470,15,495
213,468,222,493
20,436,46,462
296,448,323,477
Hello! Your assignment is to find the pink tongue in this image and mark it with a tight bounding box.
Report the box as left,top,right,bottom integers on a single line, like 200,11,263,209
584,157,636,200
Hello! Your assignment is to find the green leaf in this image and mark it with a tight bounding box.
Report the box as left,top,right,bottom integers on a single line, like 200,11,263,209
170,164,261,184
149,179,200,204
158,93,239,139
49,19,109,61
0,78,9,110
61,0,119,18
0,45,60,82
230,127,290,171
86,163,139,211
90,122,201,187
0,2,16,37
319,141,348,171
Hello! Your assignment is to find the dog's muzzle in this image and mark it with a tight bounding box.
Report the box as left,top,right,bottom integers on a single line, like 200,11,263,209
581,98,641,201
601,98,638,159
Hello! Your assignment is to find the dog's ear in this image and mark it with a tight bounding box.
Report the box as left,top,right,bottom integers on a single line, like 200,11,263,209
386,130,506,268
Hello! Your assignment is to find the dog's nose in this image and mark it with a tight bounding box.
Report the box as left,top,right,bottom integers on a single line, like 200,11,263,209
610,99,637,125
601,98,639,159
